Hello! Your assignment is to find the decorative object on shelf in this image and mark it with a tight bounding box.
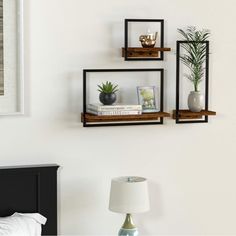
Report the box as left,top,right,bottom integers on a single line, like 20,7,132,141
174,26,216,123
82,68,169,127
87,104,142,116
188,91,204,112
139,31,158,48
137,86,158,113
109,176,150,236
98,81,118,105
178,27,210,112
0,0,24,115
123,19,171,61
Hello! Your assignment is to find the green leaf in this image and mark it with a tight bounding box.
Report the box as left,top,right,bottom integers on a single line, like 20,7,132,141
97,81,119,94
178,26,210,89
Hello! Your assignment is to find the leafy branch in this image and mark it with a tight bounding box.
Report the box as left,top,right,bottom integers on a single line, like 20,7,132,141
178,26,210,92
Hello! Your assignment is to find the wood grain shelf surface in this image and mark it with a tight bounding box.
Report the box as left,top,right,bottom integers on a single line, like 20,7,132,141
173,110,216,119
122,47,171,58
81,112,170,123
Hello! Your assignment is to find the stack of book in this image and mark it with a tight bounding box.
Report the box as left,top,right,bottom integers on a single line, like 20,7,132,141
87,104,142,116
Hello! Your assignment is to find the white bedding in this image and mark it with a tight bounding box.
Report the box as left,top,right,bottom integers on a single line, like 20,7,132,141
0,213,47,236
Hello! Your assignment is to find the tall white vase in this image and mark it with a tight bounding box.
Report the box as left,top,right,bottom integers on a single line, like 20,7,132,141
188,91,204,112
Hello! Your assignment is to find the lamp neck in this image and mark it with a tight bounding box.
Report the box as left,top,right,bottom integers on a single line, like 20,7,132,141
122,214,136,229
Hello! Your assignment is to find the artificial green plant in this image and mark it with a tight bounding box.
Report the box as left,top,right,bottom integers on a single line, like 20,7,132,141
97,81,118,94
178,26,210,92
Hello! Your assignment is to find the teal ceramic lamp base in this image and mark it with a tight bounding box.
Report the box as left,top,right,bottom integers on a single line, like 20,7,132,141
118,214,138,236
119,228,138,236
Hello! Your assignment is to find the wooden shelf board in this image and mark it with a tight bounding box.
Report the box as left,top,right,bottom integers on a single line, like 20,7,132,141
122,47,171,58
81,112,170,123
173,110,216,119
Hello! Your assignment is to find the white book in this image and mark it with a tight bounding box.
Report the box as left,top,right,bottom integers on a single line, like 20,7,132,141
87,109,142,116
87,103,142,111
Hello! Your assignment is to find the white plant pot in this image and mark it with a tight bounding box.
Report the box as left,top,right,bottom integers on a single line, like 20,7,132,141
188,91,204,112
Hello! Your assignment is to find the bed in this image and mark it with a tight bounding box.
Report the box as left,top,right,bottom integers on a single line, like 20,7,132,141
0,164,59,235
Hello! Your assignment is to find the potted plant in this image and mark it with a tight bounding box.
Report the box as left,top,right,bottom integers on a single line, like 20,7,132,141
178,26,210,112
98,81,119,105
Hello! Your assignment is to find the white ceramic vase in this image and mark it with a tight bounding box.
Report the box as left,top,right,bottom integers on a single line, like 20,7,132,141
188,91,204,112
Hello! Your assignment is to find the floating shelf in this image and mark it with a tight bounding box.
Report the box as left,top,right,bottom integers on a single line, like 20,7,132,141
173,110,216,120
82,68,169,127
122,47,171,58
124,19,168,61
174,40,216,124
82,112,170,123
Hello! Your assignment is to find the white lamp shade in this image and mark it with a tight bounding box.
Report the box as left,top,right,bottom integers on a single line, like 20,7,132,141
109,176,150,214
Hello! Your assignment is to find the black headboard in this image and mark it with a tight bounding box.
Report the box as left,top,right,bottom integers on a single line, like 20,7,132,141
0,164,59,235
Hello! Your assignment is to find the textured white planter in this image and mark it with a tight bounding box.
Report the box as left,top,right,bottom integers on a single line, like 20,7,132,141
188,91,204,112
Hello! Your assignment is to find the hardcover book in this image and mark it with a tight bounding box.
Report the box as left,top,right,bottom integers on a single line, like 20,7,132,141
87,109,142,116
87,103,142,112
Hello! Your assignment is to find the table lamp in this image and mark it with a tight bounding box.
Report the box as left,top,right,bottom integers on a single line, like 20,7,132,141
109,176,150,236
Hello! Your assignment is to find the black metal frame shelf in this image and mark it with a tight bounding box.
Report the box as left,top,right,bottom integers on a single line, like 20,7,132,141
175,40,216,124
82,68,168,127
124,19,168,61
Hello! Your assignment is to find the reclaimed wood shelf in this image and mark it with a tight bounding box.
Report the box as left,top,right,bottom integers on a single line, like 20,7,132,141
81,112,170,123
122,47,171,58
173,110,216,120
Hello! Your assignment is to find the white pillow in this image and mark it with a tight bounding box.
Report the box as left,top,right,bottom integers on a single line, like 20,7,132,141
0,213,47,236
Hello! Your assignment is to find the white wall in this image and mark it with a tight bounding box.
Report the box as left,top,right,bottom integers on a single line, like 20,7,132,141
0,0,236,235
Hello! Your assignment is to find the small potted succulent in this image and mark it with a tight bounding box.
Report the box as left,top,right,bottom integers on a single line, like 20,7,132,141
178,26,210,112
98,81,118,105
